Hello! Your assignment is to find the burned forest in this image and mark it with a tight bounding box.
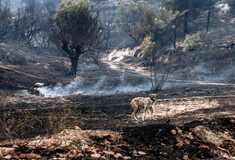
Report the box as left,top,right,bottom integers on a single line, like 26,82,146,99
0,0,235,159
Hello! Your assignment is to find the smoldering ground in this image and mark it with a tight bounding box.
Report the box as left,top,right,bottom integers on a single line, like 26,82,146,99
37,73,152,97
36,63,234,98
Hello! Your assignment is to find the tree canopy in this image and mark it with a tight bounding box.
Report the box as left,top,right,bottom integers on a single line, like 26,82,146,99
53,0,99,76
118,0,156,43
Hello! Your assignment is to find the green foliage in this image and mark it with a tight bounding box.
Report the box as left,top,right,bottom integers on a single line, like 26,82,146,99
162,0,204,16
139,36,156,59
118,0,156,42
183,31,206,52
154,8,185,50
55,0,98,46
161,0,209,34
53,0,99,76
155,9,184,31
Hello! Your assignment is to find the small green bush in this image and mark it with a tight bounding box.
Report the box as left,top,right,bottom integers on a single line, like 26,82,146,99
183,31,206,52
139,36,156,59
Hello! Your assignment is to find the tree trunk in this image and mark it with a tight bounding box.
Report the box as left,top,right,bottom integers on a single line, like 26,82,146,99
183,0,189,35
207,0,212,32
173,27,177,52
62,43,82,76
69,54,79,76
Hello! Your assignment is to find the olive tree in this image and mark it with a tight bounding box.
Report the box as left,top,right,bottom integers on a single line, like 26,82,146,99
52,0,99,76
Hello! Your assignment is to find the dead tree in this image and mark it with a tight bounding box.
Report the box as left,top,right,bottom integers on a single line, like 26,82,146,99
10,0,42,45
100,11,115,48
0,0,11,42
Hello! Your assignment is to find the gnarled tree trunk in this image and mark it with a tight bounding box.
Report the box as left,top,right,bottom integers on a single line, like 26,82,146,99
62,43,82,76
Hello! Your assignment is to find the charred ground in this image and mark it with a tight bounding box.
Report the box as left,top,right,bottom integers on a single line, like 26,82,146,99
0,40,235,159
0,6,235,160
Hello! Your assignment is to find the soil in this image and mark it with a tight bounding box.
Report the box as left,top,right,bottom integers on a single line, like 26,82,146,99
0,19,235,159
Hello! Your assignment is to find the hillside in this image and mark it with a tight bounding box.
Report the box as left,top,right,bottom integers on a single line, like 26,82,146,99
0,0,235,159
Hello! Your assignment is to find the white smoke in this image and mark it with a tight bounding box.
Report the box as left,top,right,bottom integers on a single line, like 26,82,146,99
37,73,152,97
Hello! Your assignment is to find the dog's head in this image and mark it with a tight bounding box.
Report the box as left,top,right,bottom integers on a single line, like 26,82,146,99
149,94,158,101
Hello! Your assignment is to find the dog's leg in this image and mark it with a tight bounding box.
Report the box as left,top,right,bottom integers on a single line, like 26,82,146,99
150,107,156,120
133,109,138,120
142,107,147,121
132,103,139,121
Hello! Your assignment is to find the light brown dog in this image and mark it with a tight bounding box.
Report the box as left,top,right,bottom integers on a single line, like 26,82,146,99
131,94,158,121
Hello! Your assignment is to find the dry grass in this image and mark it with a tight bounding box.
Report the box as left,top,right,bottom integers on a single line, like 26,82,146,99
0,99,82,142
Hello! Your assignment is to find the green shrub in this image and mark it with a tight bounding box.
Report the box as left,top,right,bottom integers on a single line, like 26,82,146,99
139,36,156,59
183,31,206,52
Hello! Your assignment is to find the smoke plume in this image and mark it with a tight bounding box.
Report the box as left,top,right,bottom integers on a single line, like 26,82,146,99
37,73,152,97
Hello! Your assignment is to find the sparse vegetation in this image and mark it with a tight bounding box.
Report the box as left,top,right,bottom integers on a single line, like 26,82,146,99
118,0,156,43
229,0,235,15
0,0,235,159
139,36,156,61
0,0,11,42
183,31,207,52
0,99,82,141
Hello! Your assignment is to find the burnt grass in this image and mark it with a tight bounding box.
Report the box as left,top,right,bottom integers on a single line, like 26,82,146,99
121,118,234,159
0,84,235,159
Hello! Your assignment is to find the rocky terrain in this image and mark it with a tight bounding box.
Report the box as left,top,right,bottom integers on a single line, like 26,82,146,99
0,1,235,159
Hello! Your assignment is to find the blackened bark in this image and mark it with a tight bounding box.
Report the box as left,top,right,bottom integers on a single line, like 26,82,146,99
173,27,177,52
207,0,212,32
70,55,79,76
62,43,82,76
183,0,189,35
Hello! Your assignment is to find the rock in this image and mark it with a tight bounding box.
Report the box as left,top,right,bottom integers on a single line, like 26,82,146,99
123,156,131,160
183,154,189,160
114,153,122,158
104,139,111,145
230,119,235,124
176,142,184,148
91,153,101,159
91,149,97,154
103,134,113,140
176,126,183,135
186,134,194,140
133,150,139,157
199,145,209,150
56,153,67,158
184,139,190,145
12,145,20,151
103,151,115,155
27,145,36,150
74,126,81,130
191,125,234,147
132,150,137,154
76,153,83,158
133,154,139,157
101,156,106,160
162,152,168,157
19,153,41,159
171,129,177,135
34,82,44,87
138,151,147,156
4,155,12,160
